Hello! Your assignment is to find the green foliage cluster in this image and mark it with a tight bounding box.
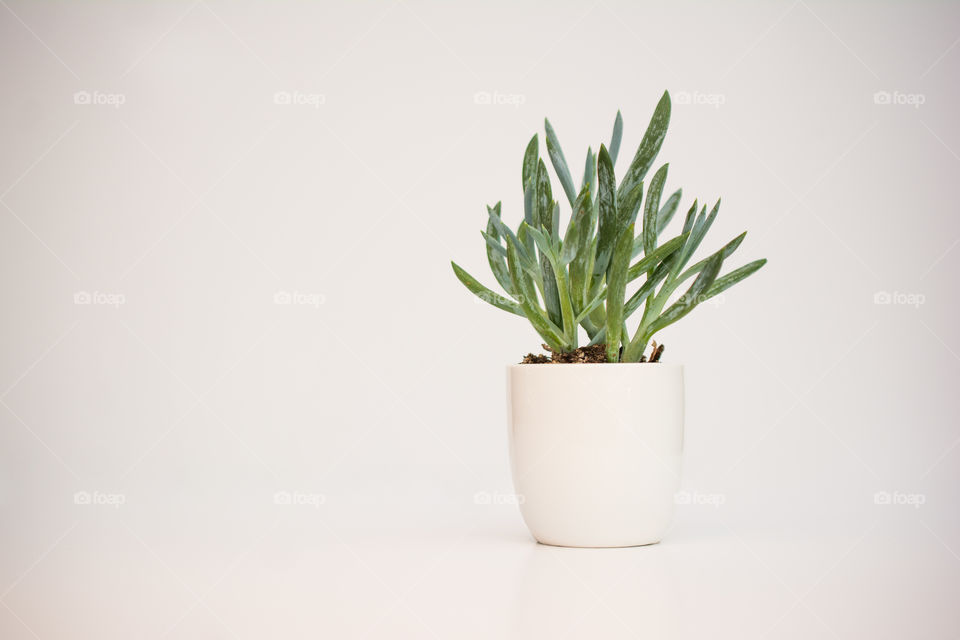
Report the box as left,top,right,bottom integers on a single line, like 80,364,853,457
452,91,766,362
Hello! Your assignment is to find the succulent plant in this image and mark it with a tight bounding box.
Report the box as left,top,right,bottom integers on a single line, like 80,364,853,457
451,91,766,363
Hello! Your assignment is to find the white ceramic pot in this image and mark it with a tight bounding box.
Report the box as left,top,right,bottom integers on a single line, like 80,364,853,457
507,363,684,548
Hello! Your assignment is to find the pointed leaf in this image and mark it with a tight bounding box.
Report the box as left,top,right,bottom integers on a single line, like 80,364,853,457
619,180,644,229
561,185,592,265
609,110,624,165
627,232,688,282
656,188,682,234
681,199,698,235
648,253,722,334
617,91,670,203
703,259,767,301
677,198,720,272
544,118,578,207
451,261,523,316
522,134,538,189
643,164,668,261
504,235,567,351
581,147,596,196
624,261,672,320
676,231,746,286
534,160,554,234
524,223,558,262
592,144,622,283
575,287,607,324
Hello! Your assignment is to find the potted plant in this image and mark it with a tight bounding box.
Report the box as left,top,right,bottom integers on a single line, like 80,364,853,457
451,91,766,547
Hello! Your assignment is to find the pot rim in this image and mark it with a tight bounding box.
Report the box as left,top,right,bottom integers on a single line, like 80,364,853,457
507,362,683,369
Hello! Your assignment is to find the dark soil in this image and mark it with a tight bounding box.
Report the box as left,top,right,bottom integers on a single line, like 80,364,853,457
520,341,666,364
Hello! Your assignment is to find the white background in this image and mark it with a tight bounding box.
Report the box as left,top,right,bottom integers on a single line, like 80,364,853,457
1,1,958,638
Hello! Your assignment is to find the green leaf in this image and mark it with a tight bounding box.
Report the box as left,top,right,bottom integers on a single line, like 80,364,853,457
505,235,567,351
605,224,634,362
642,164,668,262
540,256,562,327
527,215,562,328
581,147,596,196
575,287,606,324
534,160,554,234
544,118,578,207
522,181,535,226
703,259,767,301
656,188,682,234
522,134,538,189
482,207,514,296
609,110,623,165
675,231,746,286
486,206,522,257
681,199,698,235
561,185,592,266
648,253,723,334
451,261,523,316
524,223,557,261
619,180,644,229
592,144,622,284
488,207,538,278
627,232,688,283
624,262,672,320
481,230,506,257
617,91,670,203
677,198,720,272
569,208,595,315
587,261,671,347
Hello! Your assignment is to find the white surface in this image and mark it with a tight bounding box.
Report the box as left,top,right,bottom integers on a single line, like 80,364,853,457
509,364,684,547
1,0,958,638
